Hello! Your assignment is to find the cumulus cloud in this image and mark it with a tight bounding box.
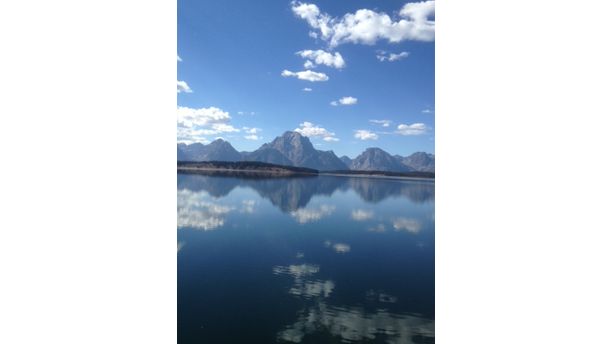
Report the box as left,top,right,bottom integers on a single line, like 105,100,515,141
295,122,339,142
331,96,357,106
369,119,392,127
242,127,262,140
290,204,335,223
351,209,374,221
282,69,329,82
291,1,435,47
354,130,378,140
177,106,241,143
396,122,428,135
177,80,192,93
297,49,345,69
376,51,410,62
303,87,313,92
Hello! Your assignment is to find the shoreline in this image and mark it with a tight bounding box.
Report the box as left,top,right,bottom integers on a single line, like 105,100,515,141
177,166,317,176
319,172,434,182
178,167,434,181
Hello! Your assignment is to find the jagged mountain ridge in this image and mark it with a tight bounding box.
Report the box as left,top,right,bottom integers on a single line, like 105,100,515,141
177,131,434,172
351,148,413,172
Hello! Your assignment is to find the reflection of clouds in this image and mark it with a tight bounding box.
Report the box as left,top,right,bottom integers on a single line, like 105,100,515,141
366,290,398,303
241,199,256,213
368,224,386,233
274,264,335,299
351,209,374,221
273,264,319,278
290,205,335,224
393,217,422,234
332,243,351,253
296,252,304,259
323,240,351,254
289,280,335,298
277,301,434,344
177,241,185,253
177,189,233,230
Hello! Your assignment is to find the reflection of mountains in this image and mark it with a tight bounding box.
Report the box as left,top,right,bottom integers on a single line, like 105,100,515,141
178,172,434,212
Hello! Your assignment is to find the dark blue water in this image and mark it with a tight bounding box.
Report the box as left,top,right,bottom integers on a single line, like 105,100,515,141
178,172,435,343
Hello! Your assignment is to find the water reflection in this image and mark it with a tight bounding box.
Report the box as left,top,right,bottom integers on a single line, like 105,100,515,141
392,218,422,234
290,205,336,224
277,301,434,344
177,189,233,230
351,209,374,221
177,173,434,343
273,264,336,299
178,172,434,213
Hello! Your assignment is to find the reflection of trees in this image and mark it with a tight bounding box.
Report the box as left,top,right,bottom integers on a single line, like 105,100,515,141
178,172,434,213
349,178,435,204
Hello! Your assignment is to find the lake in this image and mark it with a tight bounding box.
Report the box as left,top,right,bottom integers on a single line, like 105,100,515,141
177,172,435,343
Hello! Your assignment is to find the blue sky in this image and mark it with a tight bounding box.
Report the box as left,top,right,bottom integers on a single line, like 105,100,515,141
178,0,435,158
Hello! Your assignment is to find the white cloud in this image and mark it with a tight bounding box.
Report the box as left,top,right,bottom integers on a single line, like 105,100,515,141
295,122,339,142
177,106,230,127
177,80,192,93
242,127,261,134
396,122,428,135
290,205,335,223
422,108,433,114
376,51,410,62
393,217,422,234
297,50,345,69
177,55,182,62
282,69,329,82
331,96,357,106
291,1,435,48
303,87,313,92
177,106,240,143
351,209,374,221
369,119,392,127
242,127,262,140
354,130,378,140
323,136,339,142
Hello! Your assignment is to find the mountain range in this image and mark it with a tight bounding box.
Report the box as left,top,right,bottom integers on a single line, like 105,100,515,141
177,131,434,173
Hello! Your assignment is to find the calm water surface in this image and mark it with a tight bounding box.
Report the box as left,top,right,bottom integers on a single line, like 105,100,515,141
178,172,435,343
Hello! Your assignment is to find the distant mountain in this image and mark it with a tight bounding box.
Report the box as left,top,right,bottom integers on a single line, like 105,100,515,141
254,131,347,171
397,152,435,172
351,148,412,172
177,132,433,173
244,147,293,166
177,139,241,162
339,155,353,167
